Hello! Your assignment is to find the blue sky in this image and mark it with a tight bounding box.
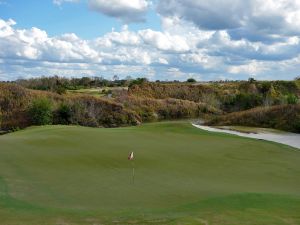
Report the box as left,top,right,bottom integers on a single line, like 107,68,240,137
0,0,161,38
0,0,300,81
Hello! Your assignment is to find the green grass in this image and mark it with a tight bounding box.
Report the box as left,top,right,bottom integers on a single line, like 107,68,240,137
0,121,299,224
67,87,128,97
67,88,106,97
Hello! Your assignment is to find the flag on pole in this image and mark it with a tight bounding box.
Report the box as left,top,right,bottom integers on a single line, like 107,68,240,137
128,152,135,184
128,152,134,160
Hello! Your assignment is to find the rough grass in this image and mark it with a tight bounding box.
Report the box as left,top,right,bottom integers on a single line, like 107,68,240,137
0,121,299,224
67,88,106,97
206,104,300,133
214,126,287,134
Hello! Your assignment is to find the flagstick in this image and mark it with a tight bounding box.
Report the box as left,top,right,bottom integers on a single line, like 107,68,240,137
132,161,135,184
128,152,135,184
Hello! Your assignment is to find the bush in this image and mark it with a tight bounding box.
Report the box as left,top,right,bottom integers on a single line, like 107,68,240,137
0,83,140,130
116,95,220,122
55,103,72,124
222,93,263,111
287,94,298,104
29,98,53,125
55,86,67,95
293,116,300,132
206,104,300,133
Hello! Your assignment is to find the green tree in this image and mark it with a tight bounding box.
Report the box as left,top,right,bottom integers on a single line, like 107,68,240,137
264,85,278,106
29,98,53,125
248,77,256,83
187,78,196,83
129,78,148,87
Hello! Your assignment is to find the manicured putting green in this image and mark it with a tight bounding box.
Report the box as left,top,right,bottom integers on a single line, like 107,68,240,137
0,121,299,224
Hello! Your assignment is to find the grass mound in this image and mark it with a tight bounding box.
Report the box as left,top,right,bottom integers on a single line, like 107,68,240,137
0,121,299,224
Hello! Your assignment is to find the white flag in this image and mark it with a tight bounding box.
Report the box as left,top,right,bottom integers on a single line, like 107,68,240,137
128,152,134,160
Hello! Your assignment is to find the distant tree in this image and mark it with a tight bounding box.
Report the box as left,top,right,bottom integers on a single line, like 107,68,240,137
259,82,271,94
264,84,278,106
80,77,92,87
29,98,53,125
248,77,256,83
129,77,149,87
187,78,196,83
113,75,119,81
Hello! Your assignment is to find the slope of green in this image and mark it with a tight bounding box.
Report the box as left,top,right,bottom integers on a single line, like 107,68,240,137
0,121,299,224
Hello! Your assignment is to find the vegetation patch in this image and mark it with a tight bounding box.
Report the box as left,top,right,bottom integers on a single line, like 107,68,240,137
1,77,299,133
206,104,300,133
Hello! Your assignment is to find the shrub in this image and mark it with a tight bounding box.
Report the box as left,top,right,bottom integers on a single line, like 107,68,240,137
293,116,300,132
222,93,263,111
55,103,72,124
206,104,300,133
55,86,67,95
0,83,140,130
286,94,298,104
29,98,53,125
116,95,220,122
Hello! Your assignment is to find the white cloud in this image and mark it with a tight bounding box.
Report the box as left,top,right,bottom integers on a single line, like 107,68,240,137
139,29,190,52
0,19,16,37
158,58,168,65
0,17,300,81
102,25,142,46
157,0,249,30
88,0,151,22
228,61,266,75
157,0,300,42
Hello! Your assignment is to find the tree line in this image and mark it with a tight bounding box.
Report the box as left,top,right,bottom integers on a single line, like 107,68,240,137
1,77,299,133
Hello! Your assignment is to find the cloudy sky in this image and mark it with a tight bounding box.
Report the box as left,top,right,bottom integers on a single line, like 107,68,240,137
0,0,300,81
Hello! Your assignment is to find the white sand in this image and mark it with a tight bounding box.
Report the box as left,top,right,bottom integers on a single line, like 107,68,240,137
192,124,300,150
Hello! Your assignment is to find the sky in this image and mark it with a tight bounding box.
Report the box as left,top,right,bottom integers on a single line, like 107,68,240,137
0,0,300,81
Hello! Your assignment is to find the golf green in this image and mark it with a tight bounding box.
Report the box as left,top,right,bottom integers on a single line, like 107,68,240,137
0,121,299,224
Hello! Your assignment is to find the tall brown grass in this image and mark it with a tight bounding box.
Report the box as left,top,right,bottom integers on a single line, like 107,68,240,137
206,104,300,133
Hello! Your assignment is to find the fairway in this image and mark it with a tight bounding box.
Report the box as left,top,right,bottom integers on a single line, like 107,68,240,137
0,121,299,225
